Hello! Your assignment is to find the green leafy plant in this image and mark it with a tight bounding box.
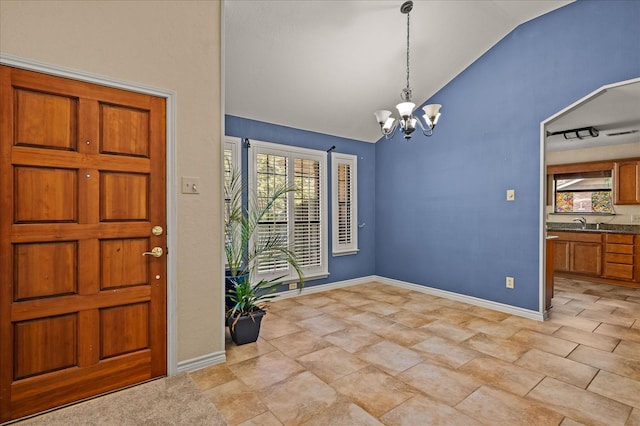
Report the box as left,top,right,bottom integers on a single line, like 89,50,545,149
224,168,304,318
226,276,281,329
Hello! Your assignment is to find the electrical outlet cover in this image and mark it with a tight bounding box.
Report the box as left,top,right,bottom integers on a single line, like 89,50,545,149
506,276,514,289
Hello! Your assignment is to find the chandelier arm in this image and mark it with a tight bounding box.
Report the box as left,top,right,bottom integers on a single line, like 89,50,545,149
416,119,434,137
415,117,433,136
420,127,434,137
384,121,400,139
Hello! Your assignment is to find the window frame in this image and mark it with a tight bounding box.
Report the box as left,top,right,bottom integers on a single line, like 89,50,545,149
331,152,359,256
552,170,614,214
248,140,328,283
224,136,241,184
223,136,242,269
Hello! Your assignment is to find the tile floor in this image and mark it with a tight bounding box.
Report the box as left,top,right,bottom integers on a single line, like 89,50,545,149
190,278,640,425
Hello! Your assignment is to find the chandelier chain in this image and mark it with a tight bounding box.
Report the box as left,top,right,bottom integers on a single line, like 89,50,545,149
406,11,410,90
405,9,411,100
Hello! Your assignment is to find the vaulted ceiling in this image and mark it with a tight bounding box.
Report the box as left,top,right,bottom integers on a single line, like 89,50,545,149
224,0,572,143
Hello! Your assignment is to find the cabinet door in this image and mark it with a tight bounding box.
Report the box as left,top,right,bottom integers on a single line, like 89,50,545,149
571,242,602,275
615,161,640,204
554,241,570,272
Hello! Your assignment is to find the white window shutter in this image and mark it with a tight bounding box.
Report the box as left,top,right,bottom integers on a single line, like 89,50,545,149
331,152,358,256
249,140,328,283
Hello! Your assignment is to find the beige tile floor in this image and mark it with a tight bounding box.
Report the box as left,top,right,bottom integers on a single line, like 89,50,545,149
190,278,640,425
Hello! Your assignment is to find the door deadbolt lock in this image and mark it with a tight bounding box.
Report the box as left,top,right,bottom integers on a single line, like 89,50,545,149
152,225,164,236
142,247,163,257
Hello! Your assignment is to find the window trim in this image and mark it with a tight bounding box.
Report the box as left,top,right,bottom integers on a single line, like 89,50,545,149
552,170,614,214
223,137,242,269
224,136,242,182
331,152,359,256
248,140,328,283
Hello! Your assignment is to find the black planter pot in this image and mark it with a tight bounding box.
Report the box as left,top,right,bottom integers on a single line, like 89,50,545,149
227,311,266,345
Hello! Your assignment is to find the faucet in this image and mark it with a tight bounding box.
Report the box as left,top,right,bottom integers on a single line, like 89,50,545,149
573,217,587,229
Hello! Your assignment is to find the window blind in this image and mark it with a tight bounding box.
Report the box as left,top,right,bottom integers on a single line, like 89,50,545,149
331,153,358,255
249,141,328,282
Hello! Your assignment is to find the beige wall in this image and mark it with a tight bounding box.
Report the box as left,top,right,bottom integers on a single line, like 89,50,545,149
0,0,224,363
546,141,640,165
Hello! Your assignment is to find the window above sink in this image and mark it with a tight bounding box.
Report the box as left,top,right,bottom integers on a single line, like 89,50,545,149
554,170,613,214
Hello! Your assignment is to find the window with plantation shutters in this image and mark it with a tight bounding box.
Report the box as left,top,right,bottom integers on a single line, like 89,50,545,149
224,136,241,194
249,140,328,282
223,137,241,268
294,158,322,269
331,153,358,255
255,152,290,274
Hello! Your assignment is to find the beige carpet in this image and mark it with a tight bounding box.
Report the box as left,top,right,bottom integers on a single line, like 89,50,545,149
14,374,228,425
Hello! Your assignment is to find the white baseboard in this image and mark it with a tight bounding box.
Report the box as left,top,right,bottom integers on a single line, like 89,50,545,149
271,275,379,301
176,350,226,373
272,274,543,321
373,275,544,321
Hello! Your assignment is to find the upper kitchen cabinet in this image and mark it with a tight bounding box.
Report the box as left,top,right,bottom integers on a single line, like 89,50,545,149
615,160,640,204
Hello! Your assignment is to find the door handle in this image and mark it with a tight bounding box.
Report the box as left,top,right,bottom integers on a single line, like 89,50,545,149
142,247,164,257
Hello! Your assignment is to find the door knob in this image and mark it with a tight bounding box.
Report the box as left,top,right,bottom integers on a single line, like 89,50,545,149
142,247,163,257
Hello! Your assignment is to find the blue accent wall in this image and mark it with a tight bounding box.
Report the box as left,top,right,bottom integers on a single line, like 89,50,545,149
375,0,640,310
225,115,377,287
225,1,640,310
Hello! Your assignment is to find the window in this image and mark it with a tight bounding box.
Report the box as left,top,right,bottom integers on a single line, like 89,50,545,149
224,136,241,198
331,152,358,255
224,137,241,267
553,170,613,213
249,140,328,282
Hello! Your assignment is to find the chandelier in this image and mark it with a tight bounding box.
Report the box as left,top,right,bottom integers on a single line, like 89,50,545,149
374,1,442,140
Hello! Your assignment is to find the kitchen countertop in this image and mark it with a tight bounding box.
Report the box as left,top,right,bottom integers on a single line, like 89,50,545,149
547,222,640,235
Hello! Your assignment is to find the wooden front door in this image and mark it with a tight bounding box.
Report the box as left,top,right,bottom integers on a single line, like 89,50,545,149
0,66,167,422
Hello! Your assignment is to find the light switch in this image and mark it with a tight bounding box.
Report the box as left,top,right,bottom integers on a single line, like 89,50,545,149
181,176,201,194
506,189,515,201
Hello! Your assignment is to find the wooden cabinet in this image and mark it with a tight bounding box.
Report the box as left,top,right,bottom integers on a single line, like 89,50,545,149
615,160,640,204
604,233,636,281
571,241,602,275
550,230,640,286
554,240,570,272
552,231,602,276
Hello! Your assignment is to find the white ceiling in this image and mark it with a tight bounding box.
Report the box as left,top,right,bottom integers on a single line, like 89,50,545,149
546,79,640,152
224,0,572,143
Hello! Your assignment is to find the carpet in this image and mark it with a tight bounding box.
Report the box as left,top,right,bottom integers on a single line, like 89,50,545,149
14,374,228,425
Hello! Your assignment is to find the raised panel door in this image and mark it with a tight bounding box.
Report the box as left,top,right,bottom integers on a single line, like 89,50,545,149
0,66,167,422
571,242,602,275
615,161,640,204
554,240,570,272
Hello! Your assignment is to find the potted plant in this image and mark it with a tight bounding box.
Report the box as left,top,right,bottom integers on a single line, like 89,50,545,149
225,276,279,345
224,169,304,344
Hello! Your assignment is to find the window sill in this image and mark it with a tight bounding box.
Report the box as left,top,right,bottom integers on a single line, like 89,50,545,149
548,212,616,216
332,249,359,257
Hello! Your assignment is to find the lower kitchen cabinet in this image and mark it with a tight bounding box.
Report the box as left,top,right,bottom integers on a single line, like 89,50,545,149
552,231,602,276
549,230,639,287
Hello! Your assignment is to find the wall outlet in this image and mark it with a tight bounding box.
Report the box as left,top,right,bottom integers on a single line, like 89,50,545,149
632,214,640,223
506,276,515,289
288,282,298,290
